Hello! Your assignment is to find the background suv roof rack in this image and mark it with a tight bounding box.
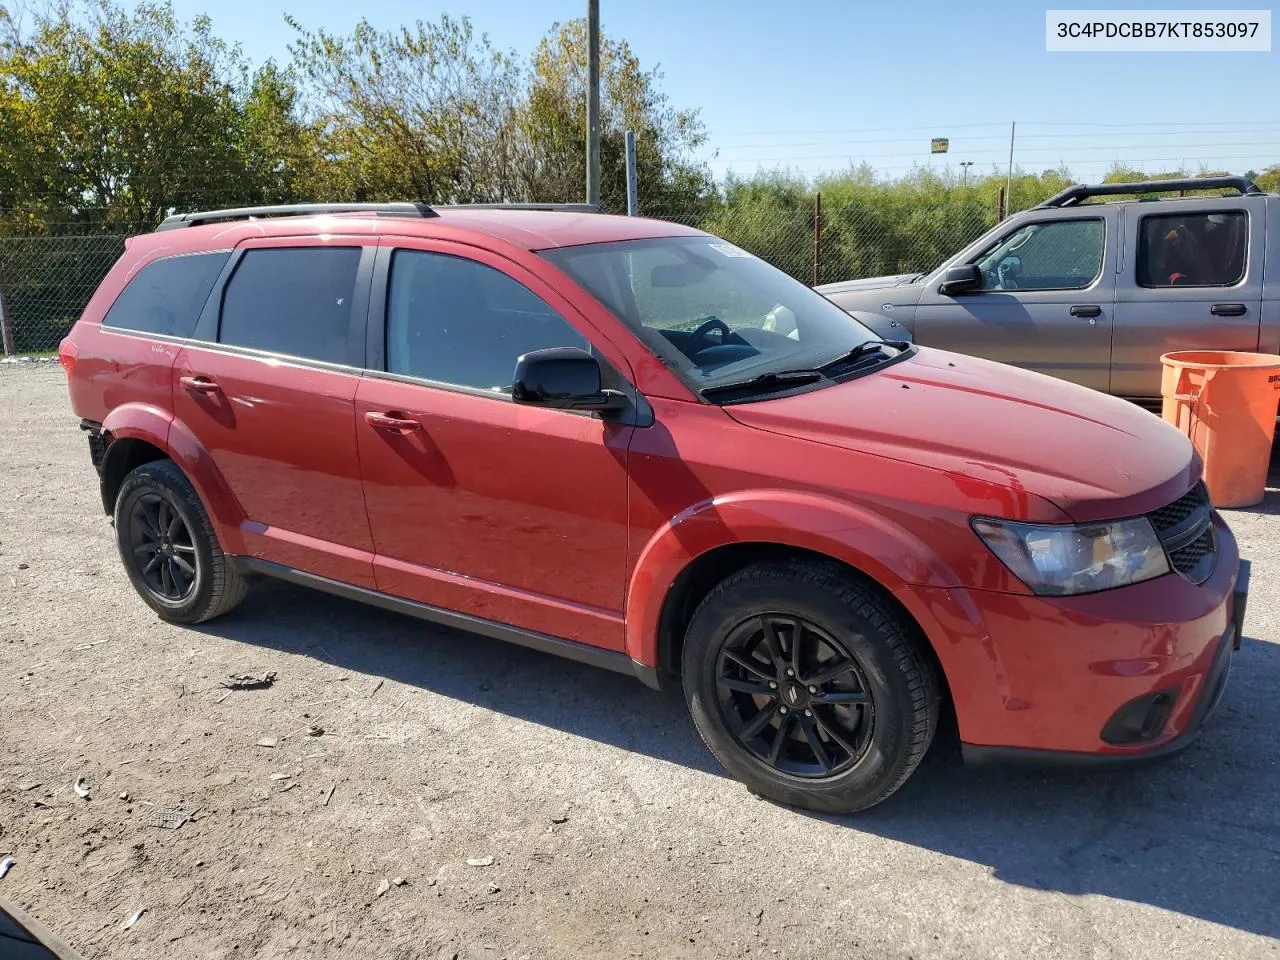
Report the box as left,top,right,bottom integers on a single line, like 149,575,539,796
1036,175,1262,209
156,202,438,231
156,201,605,231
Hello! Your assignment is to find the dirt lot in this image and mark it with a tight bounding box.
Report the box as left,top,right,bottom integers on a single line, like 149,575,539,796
1,362,1278,960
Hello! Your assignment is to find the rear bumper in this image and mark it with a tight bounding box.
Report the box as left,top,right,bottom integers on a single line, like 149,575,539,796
910,515,1246,762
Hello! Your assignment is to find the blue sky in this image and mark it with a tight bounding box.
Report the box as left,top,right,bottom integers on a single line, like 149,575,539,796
151,0,1278,183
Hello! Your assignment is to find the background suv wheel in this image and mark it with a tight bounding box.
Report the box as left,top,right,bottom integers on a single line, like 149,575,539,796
682,560,940,813
113,459,247,624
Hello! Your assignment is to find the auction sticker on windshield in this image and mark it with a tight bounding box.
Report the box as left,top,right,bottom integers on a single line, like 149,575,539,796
708,243,753,258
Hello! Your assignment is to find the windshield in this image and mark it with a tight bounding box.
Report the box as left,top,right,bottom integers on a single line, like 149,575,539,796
542,236,879,394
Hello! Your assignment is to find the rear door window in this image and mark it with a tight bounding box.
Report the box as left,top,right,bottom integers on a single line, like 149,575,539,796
218,247,362,364
102,252,229,338
1136,211,1247,287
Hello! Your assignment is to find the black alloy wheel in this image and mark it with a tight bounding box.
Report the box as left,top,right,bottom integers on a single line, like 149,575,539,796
715,614,875,778
126,492,198,601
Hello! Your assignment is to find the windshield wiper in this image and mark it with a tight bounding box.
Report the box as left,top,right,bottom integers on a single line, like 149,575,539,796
700,368,824,400
817,339,895,372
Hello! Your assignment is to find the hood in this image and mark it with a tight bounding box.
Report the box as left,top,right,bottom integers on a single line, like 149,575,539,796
724,347,1197,523
816,273,922,295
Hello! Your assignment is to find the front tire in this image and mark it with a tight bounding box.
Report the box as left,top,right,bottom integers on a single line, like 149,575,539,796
113,459,247,624
682,561,940,814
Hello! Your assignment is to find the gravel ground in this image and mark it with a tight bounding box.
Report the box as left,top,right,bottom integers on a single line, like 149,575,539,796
1,363,1278,960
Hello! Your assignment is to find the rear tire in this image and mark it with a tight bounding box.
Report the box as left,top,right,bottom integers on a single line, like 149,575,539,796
113,459,247,624
682,561,940,813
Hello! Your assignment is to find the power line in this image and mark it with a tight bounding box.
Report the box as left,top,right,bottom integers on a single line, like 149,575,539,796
714,129,1280,150
713,118,1280,137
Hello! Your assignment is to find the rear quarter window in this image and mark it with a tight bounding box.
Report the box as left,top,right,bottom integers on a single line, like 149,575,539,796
102,251,230,338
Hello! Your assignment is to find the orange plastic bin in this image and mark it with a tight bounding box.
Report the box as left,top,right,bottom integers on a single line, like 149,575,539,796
1160,350,1280,508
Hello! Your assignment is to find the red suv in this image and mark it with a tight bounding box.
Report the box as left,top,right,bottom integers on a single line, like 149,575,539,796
60,202,1250,812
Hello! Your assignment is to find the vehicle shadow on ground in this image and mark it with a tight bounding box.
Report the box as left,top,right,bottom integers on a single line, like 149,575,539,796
203,577,1280,940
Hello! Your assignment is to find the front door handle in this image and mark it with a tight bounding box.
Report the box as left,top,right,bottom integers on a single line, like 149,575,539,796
1211,303,1247,317
180,375,221,394
1069,305,1102,318
365,411,422,433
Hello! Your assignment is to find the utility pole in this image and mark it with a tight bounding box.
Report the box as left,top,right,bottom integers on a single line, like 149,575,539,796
960,161,974,187
586,0,601,207
1005,121,1016,214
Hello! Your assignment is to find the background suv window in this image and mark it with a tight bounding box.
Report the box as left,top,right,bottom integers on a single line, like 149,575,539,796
974,219,1104,291
218,247,361,364
102,251,229,338
1137,211,1247,288
386,250,587,392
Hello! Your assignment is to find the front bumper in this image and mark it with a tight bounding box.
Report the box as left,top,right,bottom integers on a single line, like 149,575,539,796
911,514,1246,763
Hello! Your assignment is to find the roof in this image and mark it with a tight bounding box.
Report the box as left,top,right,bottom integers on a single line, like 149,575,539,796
129,207,708,258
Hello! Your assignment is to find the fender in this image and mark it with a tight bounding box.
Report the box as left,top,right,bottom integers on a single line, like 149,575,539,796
624,487,967,668
101,403,248,555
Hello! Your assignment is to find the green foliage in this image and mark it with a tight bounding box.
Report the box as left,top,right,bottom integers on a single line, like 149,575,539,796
1254,165,1280,193
694,165,1078,284
285,14,524,203
0,0,310,227
516,19,713,214
283,14,714,212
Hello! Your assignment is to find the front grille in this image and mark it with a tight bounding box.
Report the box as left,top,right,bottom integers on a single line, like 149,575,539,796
1146,482,1216,583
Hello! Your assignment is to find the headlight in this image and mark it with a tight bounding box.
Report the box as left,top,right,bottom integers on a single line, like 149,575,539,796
972,517,1170,596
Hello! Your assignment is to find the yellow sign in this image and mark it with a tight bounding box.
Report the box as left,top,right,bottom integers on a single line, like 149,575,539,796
930,138,949,154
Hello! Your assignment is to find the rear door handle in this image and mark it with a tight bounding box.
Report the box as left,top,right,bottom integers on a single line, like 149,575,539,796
1069,305,1102,318
1211,303,1247,317
365,411,422,433
180,375,221,394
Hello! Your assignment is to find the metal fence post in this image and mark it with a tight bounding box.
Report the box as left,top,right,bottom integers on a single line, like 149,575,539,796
625,131,639,216
0,262,14,357
812,192,822,286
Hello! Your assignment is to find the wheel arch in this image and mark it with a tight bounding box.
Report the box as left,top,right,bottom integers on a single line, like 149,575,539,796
98,404,246,554
651,541,954,719
625,491,962,708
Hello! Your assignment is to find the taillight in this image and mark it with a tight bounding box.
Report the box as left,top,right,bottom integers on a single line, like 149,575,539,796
58,336,78,377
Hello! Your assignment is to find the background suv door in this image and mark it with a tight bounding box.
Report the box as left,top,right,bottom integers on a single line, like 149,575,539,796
171,237,377,587
1111,197,1265,402
913,207,1119,392
354,239,634,651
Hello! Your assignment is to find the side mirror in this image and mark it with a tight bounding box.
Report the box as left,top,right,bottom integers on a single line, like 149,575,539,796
938,263,983,296
511,347,627,415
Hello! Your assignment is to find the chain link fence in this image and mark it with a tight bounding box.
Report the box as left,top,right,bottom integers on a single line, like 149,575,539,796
646,193,998,287
0,225,137,355
0,196,1002,356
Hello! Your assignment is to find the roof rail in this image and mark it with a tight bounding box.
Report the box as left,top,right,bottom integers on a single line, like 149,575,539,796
1035,175,1262,209
155,202,438,231
436,203,603,213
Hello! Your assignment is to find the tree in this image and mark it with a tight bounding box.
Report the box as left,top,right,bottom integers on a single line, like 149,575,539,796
0,0,312,228
1254,166,1280,193
513,19,714,215
284,14,714,213
286,14,525,203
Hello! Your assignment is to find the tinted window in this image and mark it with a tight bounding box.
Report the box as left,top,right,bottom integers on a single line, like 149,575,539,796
1137,211,1247,288
102,252,229,337
386,250,587,392
974,219,1104,291
219,247,361,363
